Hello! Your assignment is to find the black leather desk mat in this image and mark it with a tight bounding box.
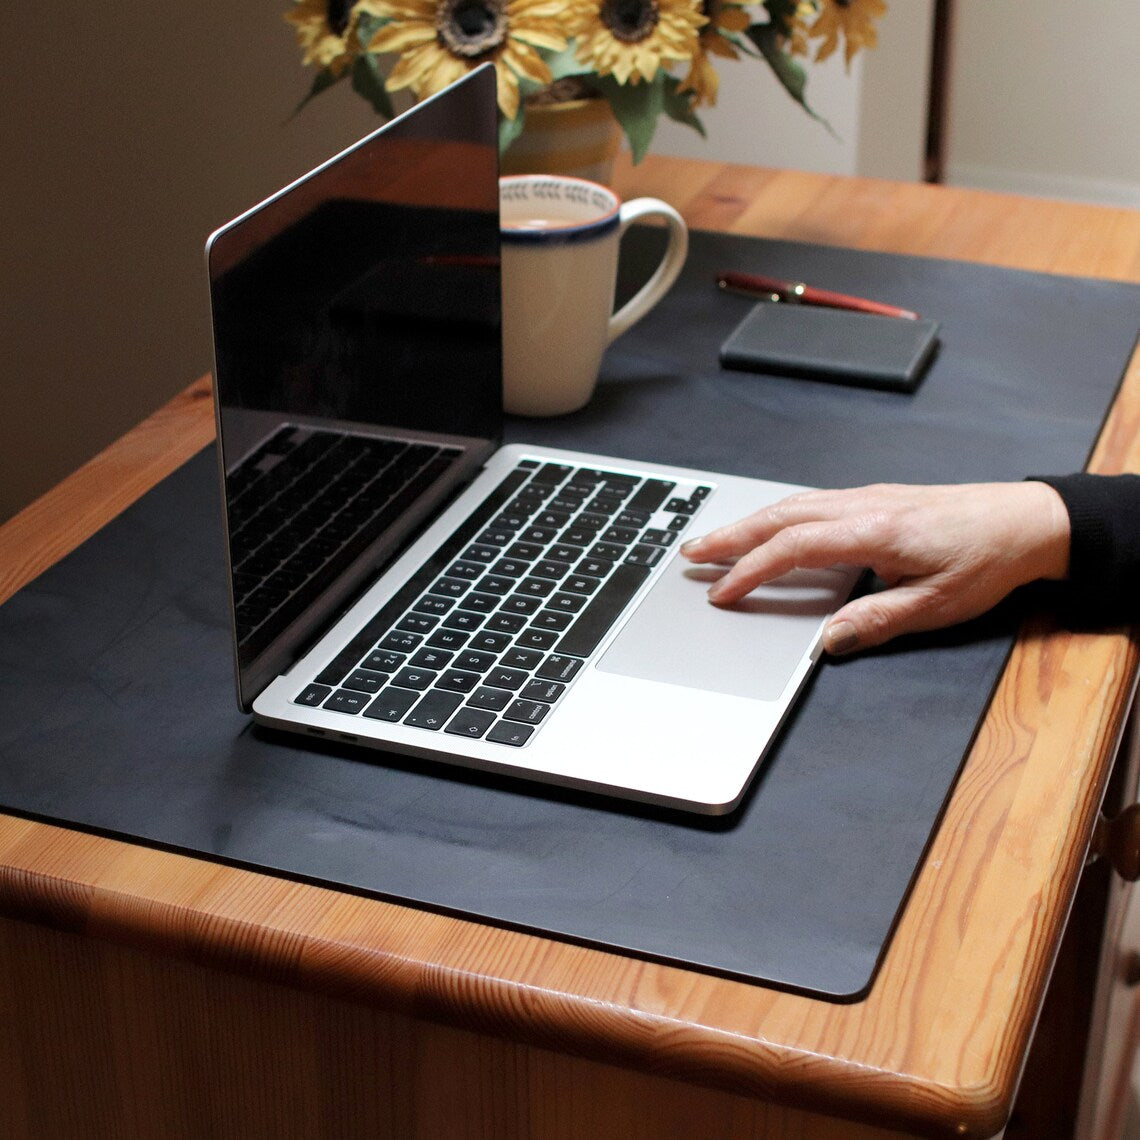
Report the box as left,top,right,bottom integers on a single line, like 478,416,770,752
2,229,1137,1000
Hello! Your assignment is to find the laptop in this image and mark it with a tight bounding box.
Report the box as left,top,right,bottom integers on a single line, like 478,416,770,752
206,65,857,815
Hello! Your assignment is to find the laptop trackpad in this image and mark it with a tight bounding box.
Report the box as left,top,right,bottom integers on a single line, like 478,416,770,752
597,562,846,702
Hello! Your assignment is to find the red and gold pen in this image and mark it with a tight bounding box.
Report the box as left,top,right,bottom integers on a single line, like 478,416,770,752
716,270,920,320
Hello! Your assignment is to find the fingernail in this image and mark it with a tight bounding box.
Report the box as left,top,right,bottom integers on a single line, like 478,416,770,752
680,537,703,557
824,620,859,656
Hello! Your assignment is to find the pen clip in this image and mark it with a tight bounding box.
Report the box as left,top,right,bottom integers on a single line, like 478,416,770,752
717,278,780,304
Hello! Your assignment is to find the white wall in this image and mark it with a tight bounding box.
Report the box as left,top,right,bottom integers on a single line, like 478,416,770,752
945,0,1140,207
652,0,935,182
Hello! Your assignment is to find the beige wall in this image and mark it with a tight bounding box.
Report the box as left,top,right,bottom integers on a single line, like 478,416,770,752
2,3,378,522
946,0,1140,206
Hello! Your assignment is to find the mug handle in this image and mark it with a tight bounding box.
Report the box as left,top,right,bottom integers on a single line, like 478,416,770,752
607,198,689,344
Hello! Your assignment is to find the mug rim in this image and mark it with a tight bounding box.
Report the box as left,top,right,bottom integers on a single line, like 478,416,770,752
500,174,620,245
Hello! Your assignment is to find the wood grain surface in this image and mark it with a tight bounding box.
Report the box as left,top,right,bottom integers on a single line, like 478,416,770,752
1,157,1138,1139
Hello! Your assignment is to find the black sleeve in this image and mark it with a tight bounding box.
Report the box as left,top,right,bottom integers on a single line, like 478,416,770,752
1031,473,1140,620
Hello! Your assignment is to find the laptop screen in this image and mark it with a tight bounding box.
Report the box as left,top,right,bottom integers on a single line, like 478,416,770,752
207,67,502,709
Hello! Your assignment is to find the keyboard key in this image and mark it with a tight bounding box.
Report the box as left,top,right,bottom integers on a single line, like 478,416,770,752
558,527,596,547
499,594,541,616
588,542,624,562
537,654,585,683
343,669,388,693
564,575,600,595
503,699,550,726
436,669,482,694
506,542,544,561
393,667,437,690
492,558,530,578
461,544,499,563
515,629,558,651
476,574,515,595
533,560,571,580
363,686,419,721
545,593,586,614
601,526,639,545
294,683,331,707
362,649,406,672
625,478,675,513
516,577,555,598
323,689,370,714
640,529,676,547
446,560,484,580
470,630,513,654
397,613,438,634
457,592,498,613
520,525,559,545
404,689,463,730
548,544,584,564
414,594,455,615
528,611,572,632
625,544,665,567
500,647,543,670
432,577,469,597
467,686,513,712
445,708,496,739
379,631,422,652
521,679,564,703
428,628,469,650
443,611,484,632
575,557,613,578
487,721,534,747
486,667,529,691
455,649,497,672
484,613,527,635
476,527,515,547
411,648,453,670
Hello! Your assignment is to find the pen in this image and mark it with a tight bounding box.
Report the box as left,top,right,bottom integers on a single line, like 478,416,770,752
716,270,920,320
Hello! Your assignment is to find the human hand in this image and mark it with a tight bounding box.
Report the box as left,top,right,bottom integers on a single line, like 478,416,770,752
680,482,1071,655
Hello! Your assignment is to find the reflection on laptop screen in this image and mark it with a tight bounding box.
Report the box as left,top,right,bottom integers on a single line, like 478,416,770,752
207,68,502,709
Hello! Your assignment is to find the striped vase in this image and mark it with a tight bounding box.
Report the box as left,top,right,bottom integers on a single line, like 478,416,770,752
501,97,622,185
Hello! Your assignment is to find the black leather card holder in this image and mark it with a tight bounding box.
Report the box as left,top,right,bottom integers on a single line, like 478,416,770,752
719,302,940,392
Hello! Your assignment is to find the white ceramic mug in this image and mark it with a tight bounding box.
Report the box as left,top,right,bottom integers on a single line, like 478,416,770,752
500,175,688,417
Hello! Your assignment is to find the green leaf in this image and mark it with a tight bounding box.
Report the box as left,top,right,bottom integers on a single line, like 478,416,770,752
351,53,395,119
591,75,666,165
499,105,527,154
355,10,387,46
746,23,834,135
293,67,344,116
762,0,801,37
661,74,704,137
545,44,593,83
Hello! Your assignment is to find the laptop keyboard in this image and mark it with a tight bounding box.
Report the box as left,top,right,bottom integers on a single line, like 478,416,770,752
295,459,711,747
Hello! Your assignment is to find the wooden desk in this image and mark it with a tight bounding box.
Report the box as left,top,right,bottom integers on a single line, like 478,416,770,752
2,157,1139,1139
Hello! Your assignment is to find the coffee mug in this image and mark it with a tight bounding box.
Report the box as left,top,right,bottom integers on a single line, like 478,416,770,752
500,175,688,417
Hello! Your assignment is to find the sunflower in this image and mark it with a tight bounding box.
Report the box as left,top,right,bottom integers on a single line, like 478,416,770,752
678,0,750,107
366,0,570,119
783,0,821,58
286,0,381,75
809,0,887,66
571,0,707,87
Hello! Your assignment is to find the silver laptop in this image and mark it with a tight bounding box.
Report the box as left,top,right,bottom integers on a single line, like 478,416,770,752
206,65,856,814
